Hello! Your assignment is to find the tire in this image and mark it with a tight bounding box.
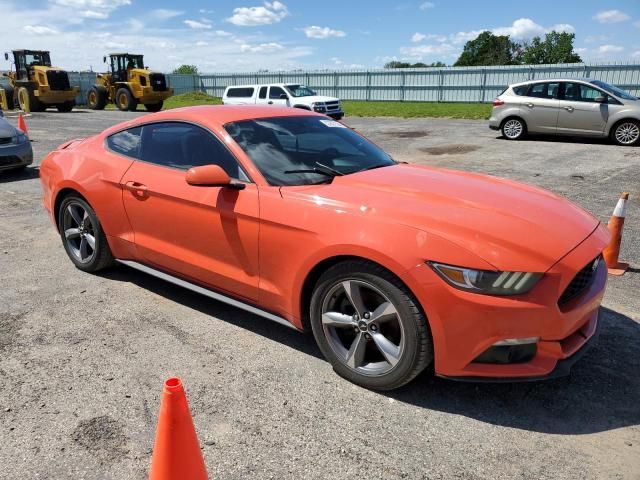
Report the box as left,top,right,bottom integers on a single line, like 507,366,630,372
87,86,107,110
309,260,433,390
144,101,163,112
58,195,114,272
501,117,526,140
115,88,137,112
56,100,75,113
17,86,43,113
610,120,640,146
3,85,15,110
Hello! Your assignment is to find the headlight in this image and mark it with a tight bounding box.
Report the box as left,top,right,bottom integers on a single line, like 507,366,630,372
428,262,543,295
16,131,28,144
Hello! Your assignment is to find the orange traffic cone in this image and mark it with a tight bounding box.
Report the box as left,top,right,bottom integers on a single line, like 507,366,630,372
18,113,29,137
149,378,208,480
603,192,630,276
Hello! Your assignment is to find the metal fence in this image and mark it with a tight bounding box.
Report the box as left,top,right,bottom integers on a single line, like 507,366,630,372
4,62,640,106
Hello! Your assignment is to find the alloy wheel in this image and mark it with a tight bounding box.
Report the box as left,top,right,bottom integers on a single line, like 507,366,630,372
62,202,96,264
321,279,405,376
503,119,523,139
614,122,640,145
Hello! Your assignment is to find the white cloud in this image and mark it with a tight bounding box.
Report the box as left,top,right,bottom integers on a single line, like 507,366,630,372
240,42,284,53
81,10,107,18
149,9,183,21
24,25,58,35
419,2,434,10
412,32,426,42
413,32,447,43
584,34,608,44
550,23,575,34
593,10,630,24
215,30,232,37
450,30,483,45
400,43,456,58
303,26,346,39
493,18,545,38
227,1,289,26
598,44,624,54
632,51,640,58
196,41,208,46
184,19,212,29
53,0,130,19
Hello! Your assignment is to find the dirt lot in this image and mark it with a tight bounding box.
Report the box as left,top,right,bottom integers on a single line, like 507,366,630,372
1,110,639,479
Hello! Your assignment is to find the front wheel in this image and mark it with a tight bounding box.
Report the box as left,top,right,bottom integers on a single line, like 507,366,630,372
611,120,640,146
56,101,75,112
501,117,526,140
310,260,433,390
144,101,163,112
58,195,114,272
115,88,137,112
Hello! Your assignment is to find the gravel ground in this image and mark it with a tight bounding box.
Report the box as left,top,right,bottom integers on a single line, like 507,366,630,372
0,110,638,480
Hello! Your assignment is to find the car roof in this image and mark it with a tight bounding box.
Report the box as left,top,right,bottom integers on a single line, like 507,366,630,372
511,78,596,87
101,105,322,135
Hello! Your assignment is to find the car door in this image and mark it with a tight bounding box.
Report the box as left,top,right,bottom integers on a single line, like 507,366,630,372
556,82,609,136
267,86,289,107
519,82,560,133
255,86,269,106
119,121,260,302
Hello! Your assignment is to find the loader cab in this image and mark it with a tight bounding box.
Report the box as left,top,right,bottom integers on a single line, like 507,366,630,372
107,53,144,83
12,50,52,82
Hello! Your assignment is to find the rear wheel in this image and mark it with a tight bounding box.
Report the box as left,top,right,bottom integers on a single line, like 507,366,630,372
115,88,137,112
144,101,163,112
3,85,15,110
611,120,640,146
58,195,114,272
501,117,526,140
87,86,107,110
56,100,75,112
310,260,433,390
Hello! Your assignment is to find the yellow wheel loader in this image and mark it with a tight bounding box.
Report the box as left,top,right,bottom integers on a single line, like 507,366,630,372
0,50,79,112
87,53,173,112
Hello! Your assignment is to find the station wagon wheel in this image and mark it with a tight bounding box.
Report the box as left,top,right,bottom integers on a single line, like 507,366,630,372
612,120,640,146
310,260,433,390
58,195,113,272
501,118,526,140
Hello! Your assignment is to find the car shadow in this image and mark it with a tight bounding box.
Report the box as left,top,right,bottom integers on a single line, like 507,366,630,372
0,165,40,182
101,264,639,435
495,134,613,146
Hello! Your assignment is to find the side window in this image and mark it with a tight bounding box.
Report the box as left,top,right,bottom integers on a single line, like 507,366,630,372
139,122,248,180
259,86,267,99
226,87,254,98
512,85,528,96
106,127,142,159
269,86,286,99
564,83,604,102
528,82,559,99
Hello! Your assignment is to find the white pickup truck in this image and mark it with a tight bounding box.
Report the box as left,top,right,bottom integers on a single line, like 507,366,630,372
222,83,344,120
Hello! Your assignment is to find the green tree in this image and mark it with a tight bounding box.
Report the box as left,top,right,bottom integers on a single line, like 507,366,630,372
384,61,412,68
454,31,521,66
384,61,446,68
521,31,582,64
172,64,199,74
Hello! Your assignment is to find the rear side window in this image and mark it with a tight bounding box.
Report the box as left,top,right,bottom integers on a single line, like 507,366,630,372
512,85,528,96
106,127,142,159
527,82,559,99
226,87,255,98
259,86,267,99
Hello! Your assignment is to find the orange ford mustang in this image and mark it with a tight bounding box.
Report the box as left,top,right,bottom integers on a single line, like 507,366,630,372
39,106,609,390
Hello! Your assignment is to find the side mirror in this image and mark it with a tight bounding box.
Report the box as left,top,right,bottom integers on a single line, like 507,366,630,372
186,165,245,189
594,96,607,103
279,93,288,100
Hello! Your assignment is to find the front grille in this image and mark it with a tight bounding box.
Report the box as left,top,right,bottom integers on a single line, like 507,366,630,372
325,100,340,111
558,256,601,306
0,155,21,166
150,73,167,92
0,137,12,146
46,70,71,91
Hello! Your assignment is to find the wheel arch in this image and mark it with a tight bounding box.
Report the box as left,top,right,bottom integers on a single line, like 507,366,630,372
499,114,528,131
293,104,311,110
606,116,640,137
53,187,89,231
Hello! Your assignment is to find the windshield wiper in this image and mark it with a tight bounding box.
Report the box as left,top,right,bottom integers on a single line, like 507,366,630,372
284,162,345,177
355,162,394,173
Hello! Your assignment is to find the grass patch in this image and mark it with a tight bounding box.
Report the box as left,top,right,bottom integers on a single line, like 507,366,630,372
342,101,491,120
164,91,222,109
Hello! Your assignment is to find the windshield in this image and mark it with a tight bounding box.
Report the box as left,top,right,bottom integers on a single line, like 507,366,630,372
225,116,395,186
24,52,51,67
285,85,317,97
590,80,637,100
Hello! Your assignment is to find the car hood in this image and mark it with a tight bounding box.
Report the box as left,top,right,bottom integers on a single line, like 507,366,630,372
0,119,16,138
282,164,600,272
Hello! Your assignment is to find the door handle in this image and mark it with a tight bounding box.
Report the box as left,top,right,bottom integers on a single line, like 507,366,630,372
564,106,574,112
525,103,534,108
124,181,148,194
267,101,273,104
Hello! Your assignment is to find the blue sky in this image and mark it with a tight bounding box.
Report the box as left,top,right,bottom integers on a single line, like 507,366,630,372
1,0,639,72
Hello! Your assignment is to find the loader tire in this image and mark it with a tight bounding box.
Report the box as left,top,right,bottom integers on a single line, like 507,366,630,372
87,86,107,110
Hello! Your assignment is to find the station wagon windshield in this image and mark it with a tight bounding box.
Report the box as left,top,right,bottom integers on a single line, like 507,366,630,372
285,85,317,97
590,80,637,101
225,116,395,186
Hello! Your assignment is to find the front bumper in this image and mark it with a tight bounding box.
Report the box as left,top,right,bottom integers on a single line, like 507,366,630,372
408,225,609,380
136,86,174,104
0,140,33,171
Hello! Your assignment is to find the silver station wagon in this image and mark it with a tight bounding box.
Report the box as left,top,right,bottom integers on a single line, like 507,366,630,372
489,78,640,146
